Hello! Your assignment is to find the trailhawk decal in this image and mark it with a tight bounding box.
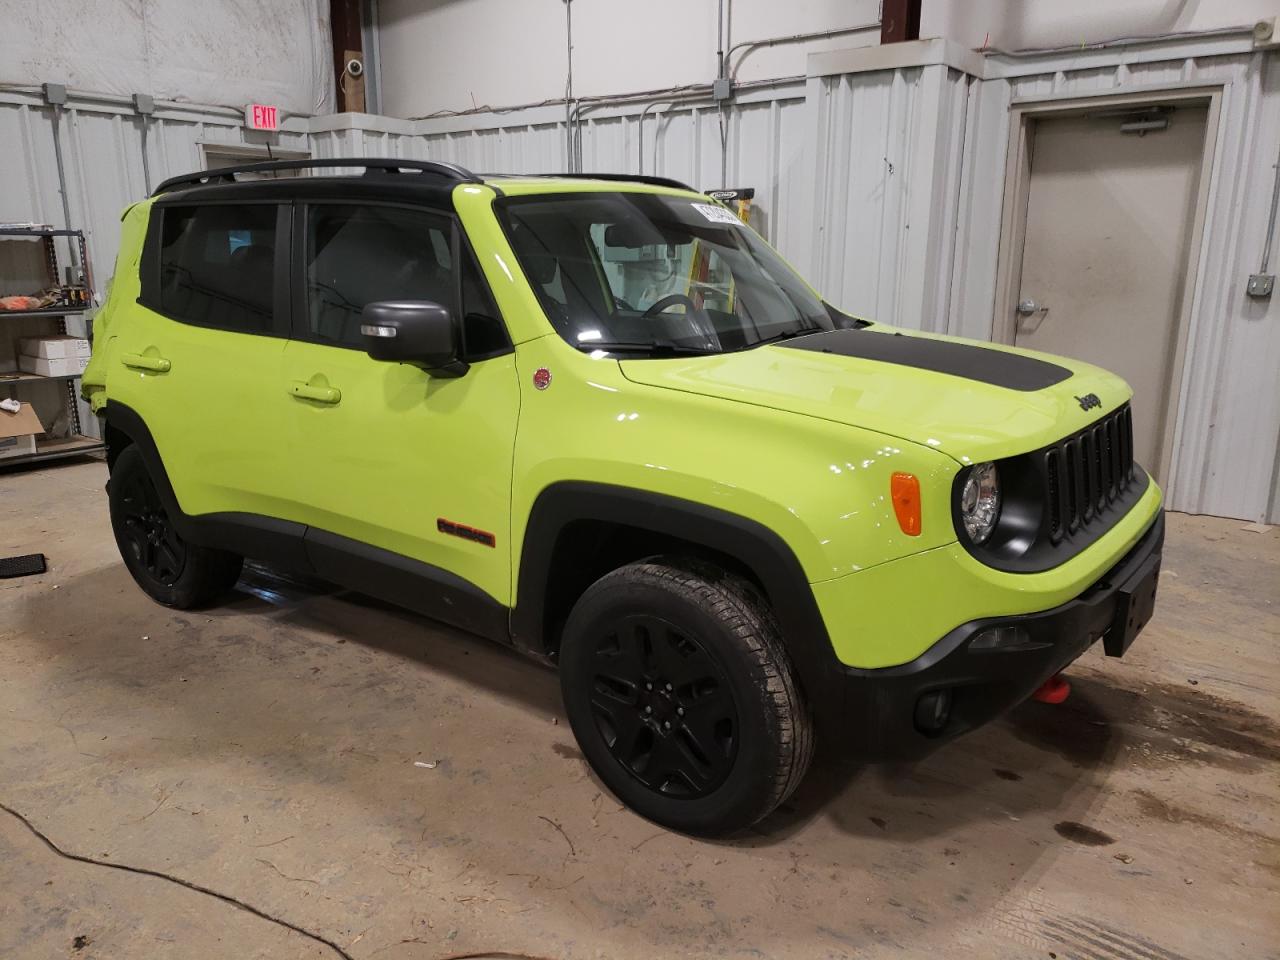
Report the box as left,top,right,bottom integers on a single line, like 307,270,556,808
778,329,1073,392
437,518,497,548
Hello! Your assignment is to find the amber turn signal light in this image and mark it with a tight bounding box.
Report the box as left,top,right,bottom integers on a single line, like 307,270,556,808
891,472,922,536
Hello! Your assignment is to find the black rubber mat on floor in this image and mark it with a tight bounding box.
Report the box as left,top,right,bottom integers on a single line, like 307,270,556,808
0,554,46,578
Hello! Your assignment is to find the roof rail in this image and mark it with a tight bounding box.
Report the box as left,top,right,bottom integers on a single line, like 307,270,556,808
152,158,481,197
530,172,696,192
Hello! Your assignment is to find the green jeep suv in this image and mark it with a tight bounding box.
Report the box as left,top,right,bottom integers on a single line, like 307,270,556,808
84,159,1164,836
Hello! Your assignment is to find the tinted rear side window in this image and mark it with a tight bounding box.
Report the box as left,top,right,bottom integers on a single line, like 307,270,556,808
157,204,278,334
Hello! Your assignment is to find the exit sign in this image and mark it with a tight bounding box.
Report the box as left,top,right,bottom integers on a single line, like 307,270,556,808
244,103,280,131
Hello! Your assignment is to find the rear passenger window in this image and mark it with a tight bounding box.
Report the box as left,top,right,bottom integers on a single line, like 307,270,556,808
304,205,455,349
157,204,278,334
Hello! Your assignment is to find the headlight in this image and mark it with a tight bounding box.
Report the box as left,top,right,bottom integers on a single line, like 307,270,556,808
960,461,1001,544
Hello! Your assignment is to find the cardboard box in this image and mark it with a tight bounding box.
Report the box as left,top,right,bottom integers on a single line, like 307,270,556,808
19,335,91,360
0,402,43,461
18,353,90,378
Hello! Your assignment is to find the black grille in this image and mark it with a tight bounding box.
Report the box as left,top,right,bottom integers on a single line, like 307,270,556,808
954,402,1149,573
1044,405,1136,545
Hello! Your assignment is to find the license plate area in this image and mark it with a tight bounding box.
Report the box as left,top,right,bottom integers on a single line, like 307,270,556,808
1103,556,1160,657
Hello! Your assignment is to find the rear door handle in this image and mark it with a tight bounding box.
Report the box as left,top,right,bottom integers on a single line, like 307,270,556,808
121,353,171,373
289,381,342,404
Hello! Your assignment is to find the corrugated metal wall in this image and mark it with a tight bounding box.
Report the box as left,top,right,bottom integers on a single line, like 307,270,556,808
309,80,812,257
806,64,976,333
3,45,1277,521
0,87,310,437
0,89,310,295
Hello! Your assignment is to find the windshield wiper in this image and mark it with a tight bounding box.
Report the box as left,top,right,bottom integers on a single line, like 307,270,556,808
738,327,823,351
580,340,717,357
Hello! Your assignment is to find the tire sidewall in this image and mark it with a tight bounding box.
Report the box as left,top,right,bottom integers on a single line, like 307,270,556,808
560,568,790,836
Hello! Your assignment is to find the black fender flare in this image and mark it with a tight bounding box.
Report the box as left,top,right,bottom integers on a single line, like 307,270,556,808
512,481,845,726
104,401,191,536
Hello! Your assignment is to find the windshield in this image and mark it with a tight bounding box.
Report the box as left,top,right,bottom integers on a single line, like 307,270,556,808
496,192,852,355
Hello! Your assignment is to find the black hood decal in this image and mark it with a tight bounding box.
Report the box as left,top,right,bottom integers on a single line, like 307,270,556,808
777,329,1073,392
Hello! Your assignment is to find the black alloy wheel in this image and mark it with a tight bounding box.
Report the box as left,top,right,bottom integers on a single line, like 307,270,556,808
560,559,814,836
108,445,243,608
587,613,738,798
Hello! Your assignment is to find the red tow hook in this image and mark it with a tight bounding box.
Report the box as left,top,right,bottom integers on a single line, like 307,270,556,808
1032,673,1071,704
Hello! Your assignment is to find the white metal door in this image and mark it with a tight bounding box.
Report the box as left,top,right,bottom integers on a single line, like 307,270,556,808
1011,105,1208,481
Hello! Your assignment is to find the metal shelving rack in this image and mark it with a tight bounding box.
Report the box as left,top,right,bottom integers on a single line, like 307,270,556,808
0,226,104,465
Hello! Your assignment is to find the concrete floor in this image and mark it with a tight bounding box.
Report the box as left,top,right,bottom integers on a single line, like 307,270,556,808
1,460,1277,960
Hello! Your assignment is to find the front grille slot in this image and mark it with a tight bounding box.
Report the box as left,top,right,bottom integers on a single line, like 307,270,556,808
1104,416,1119,500
1045,449,1063,542
1091,425,1106,511
1066,439,1081,532
1080,431,1096,522
1122,406,1134,481
1041,403,1136,545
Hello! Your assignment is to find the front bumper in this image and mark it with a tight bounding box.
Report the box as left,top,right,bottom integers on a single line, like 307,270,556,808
836,510,1164,761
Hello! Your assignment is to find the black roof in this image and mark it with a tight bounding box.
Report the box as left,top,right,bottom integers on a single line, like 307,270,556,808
152,158,696,206
152,158,478,196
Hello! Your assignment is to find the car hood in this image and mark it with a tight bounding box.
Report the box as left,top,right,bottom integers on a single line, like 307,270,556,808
618,325,1132,464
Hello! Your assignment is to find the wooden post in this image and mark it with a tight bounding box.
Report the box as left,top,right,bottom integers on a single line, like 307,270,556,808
330,0,364,112
880,0,922,44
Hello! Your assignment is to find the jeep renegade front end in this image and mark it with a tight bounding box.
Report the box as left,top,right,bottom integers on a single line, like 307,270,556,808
84,159,1163,836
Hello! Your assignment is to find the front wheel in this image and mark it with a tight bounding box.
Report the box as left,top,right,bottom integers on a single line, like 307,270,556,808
109,445,243,609
559,560,814,837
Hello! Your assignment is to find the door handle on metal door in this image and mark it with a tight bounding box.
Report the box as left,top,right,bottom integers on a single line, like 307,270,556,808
289,381,342,404
1015,297,1049,331
121,353,171,373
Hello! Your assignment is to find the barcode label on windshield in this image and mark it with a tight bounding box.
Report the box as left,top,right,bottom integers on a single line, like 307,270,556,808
691,203,742,225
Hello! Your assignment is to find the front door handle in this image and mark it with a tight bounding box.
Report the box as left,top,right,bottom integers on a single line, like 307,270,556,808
121,353,171,373
289,381,342,404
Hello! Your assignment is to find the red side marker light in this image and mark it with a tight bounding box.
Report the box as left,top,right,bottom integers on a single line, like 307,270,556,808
890,472,922,536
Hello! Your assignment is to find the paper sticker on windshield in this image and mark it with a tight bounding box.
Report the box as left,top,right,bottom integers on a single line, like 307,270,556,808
691,202,742,226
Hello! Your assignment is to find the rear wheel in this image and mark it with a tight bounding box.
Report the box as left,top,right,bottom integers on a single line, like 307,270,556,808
559,559,813,837
109,445,243,608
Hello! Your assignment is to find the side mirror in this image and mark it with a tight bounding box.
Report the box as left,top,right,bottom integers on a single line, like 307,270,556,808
359,300,467,378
